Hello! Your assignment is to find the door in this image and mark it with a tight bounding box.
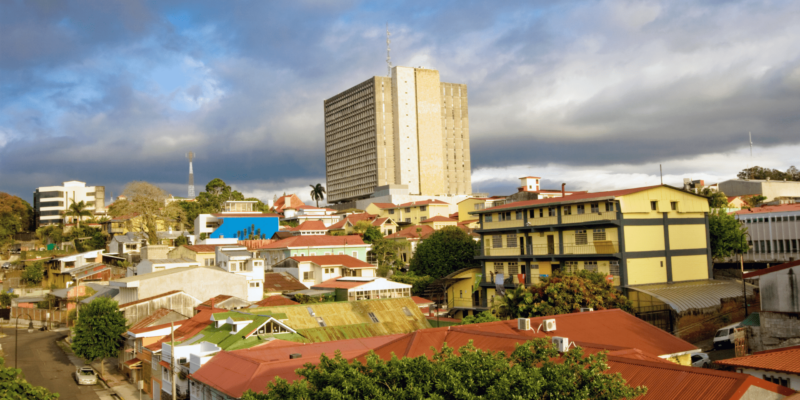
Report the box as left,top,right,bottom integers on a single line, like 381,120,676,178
519,237,525,255
472,290,481,307
547,235,555,254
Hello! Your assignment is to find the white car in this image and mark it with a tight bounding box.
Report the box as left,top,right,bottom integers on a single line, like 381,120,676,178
713,323,741,349
74,366,98,385
691,353,711,368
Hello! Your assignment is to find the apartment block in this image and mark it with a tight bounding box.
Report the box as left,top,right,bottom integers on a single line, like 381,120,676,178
33,180,106,227
734,203,800,263
324,66,471,204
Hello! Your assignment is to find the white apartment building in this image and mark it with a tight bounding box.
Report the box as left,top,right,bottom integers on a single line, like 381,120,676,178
215,246,265,301
33,180,106,227
282,205,340,227
735,203,800,263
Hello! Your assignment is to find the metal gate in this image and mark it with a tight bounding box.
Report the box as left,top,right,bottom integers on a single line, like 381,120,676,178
634,306,673,332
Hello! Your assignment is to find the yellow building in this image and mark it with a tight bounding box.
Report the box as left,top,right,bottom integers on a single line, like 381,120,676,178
103,213,179,236
439,267,483,319
167,244,219,266
326,213,398,236
370,199,451,224
470,185,712,310
457,197,506,223
419,216,459,230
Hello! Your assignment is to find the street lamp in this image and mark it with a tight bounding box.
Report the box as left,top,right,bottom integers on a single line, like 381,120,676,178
15,313,34,368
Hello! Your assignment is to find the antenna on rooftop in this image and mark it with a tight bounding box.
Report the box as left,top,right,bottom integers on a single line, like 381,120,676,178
186,152,195,198
748,132,753,180
386,23,392,77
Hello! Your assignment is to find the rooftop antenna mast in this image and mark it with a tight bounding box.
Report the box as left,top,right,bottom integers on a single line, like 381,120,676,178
386,23,392,77
186,152,195,198
748,132,753,179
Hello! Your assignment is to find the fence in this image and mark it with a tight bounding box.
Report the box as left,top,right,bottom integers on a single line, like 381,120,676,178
9,307,68,324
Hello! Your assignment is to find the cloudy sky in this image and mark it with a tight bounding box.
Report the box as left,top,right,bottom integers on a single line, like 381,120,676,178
2,0,799,204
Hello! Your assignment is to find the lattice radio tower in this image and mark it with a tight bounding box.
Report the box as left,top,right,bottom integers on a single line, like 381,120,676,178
186,152,195,198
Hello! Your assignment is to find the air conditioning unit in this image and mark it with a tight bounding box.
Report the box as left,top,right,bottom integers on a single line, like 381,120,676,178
542,318,557,332
517,318,531,331
552,336,569,353
580,307,594,312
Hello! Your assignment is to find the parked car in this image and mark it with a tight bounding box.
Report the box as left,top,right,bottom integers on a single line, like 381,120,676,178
1,263,10,269
74,367,97,385
713,323,741,349
691,353,711,368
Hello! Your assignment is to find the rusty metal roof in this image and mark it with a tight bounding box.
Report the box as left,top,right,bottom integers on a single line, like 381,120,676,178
626,280,757,313
715,345,800,375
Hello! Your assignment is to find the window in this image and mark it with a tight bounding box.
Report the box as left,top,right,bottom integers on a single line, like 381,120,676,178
508,262,518,275
584,261,598,272
249,282,260,288
459,290,463,298
420,206,427,211
650,201,658,211
405,218,411,223
671,201,678,211
539,209,544,217
492,235,503,248
530,263,539,272
576,230,588,245
548,208,557,217
591,203,599,213
564,261,579,274
402,307,413,317
563,206,572,216
494,262,504,273
405,208,411,213
593,229,606,241
529,209,536,219
792,239,798,251
609,261,620,276
421,216,427,221
367,312,379,323
303,271,315,280
516,211,523,220
506,234,517,247
474,203,485,210
576,205,585,214
485,214,493,222
316,317,326,327
388,209,394,214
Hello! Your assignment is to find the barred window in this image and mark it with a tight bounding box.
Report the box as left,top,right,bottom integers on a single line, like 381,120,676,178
516,211,523,220
508,262,519,275
591,203,599,213
564,261,579,274
576,230,588,245
584,261,598,272
577,205,585,214
493,235,503,248
609,261,620,276
593,229,606,241
530,263,539,271
494,262,504,273
548,208,557,217
563,206,572,215
485,214,493,222
506,234,517,247
605,202,614,212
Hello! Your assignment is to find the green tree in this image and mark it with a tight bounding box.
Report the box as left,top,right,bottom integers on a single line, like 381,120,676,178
409,226,479,279
113,182,186,245
0,292,18,308
0,193,33,246
0,357,59,399
737,165,800,181
309,184,326,208
708,208,749,262
72,297,128,378
459,311,500,325
174,235,189,246
74,229,107,252
496,270,633,319
35,225,64,247
64,200,92,228
700,188,729,209
21,262,44,286
744,195,767,209
243,338,646,400
372,238,408,277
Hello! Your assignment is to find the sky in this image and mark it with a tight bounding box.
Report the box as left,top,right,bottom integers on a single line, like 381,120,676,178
1,0,799,205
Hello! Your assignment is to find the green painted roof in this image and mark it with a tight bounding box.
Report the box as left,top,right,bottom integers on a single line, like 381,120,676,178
191,317,305,351
740,312,760,327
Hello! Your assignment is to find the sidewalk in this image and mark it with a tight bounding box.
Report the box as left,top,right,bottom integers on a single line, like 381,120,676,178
57,337,151,400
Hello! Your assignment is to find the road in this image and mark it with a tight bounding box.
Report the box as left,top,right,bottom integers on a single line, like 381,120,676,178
0,329,103,400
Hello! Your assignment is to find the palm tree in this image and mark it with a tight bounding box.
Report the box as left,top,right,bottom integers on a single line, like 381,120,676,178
309,184,326,208
65,200,92,229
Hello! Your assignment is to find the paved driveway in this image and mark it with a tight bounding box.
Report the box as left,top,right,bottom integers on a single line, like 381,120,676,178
0,329,103,400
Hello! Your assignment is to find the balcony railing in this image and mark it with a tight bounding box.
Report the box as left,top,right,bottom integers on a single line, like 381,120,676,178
529,245,559,256
449,298,481,309
484,247,525,256
562,241,619,255
526,216,559,226
483,219,524,230
561,211,617,224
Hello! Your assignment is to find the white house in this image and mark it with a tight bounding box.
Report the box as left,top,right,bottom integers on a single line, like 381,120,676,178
272,255,378,289
135,258,199,275
215,246,266,301
311,277,412,302
282,205,340,227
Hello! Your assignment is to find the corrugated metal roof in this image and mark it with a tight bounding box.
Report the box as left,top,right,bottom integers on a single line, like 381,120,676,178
740,312,760,327
626,280,756,313
716,345,800,374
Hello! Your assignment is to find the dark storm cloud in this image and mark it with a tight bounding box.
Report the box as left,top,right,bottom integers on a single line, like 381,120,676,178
1,0,800,201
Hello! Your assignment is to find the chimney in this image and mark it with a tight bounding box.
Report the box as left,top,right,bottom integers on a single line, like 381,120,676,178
561,183,566,197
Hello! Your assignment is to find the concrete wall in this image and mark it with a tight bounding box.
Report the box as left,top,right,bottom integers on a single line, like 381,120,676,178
415,68,445,196
720,179,800,200
393,66,420,194
759,311,800,350
441,82,471,196
141,245,170,260
759,265,800,313
118,292,197,326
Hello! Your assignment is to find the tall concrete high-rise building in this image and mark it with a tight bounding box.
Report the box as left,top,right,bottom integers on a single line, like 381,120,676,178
324,66,472,204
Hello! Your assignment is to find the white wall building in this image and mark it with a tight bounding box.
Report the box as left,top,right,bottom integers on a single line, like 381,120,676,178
273,255,378,289
734,203,800,263
215,246,266,301
33,180,106,227
282,205,340,227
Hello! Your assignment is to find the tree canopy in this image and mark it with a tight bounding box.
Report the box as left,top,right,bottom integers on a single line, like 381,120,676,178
708,208,749,262
459,311,500,325
65,200,92,227
700,188,729,209
243,338,646,400
72,297,128,374
21,262,44,286
112,181,185,244
178,178,270,229
0,357,59,400
737,165,800,181
743,195,767,209
409,226,479,279
309,184,326,208
496,270,633,319
0,193,33,246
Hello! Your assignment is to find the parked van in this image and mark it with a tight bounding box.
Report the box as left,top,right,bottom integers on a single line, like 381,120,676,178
713,323,741,349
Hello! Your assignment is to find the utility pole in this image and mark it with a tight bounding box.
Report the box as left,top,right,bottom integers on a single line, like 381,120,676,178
171,321,176,400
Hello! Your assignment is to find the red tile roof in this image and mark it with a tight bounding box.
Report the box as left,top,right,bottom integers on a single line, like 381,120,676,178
294,220,327,231
253,295,299,307
128,320,185,335
385,225,435,240
734,203,800,215
256,235,366,249
743,259,800,279
311,277,374,289
118,290,183,309
190,335,405,398
327,213,378,230
237,239,275,250
372,217,392,226
370,203,396,209
296,205,336,211
449,212,459,219
273,194,305,213
396,199,449,208
290,255,375,269
211,213,279,218
129,308,177,330
196,295,233,309
422,216,457,222
145,307,227,351
411,296,434,305
263,272,307,293
181,244,224,253
715,345,800,374
480,185,663,212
